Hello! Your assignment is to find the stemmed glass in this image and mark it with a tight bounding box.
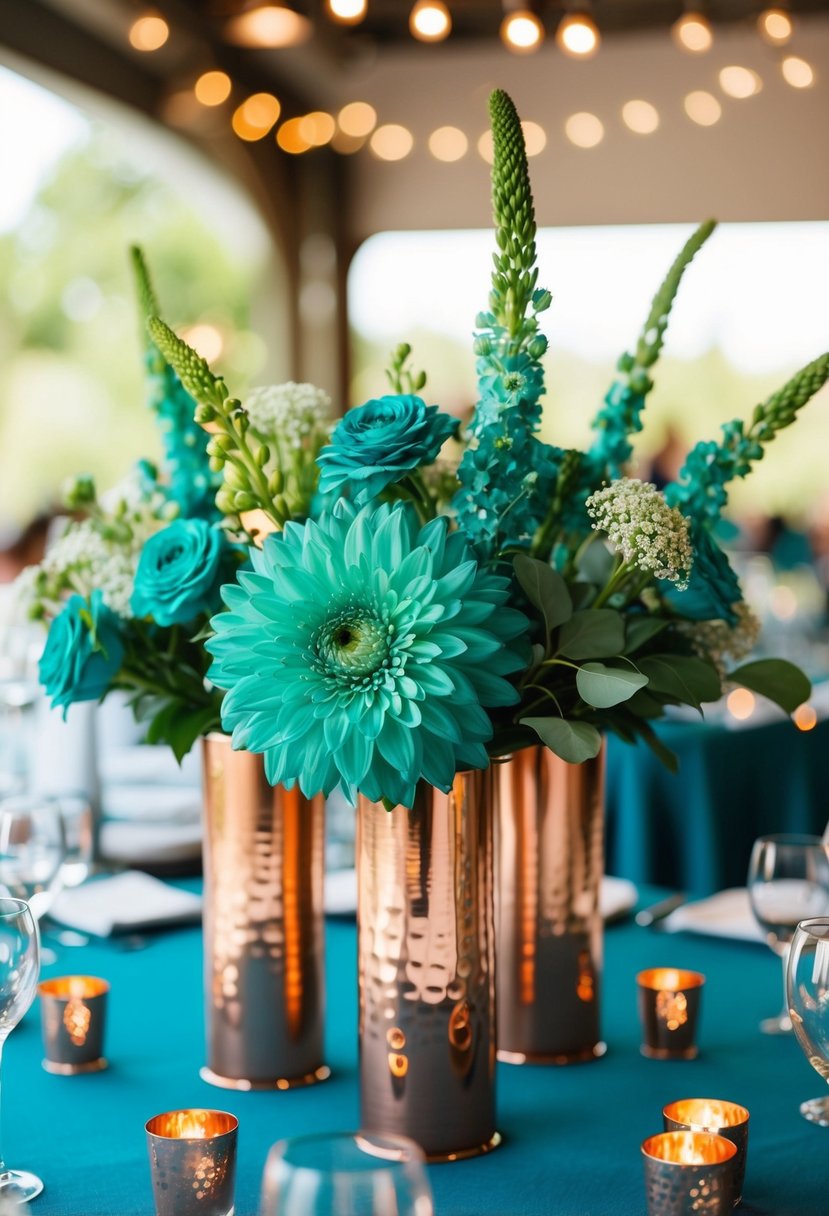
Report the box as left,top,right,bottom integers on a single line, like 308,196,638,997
786,918,829,1125
0,897,41,1202
0,797,66,922
260,1132,434,1216
747,834,829,1034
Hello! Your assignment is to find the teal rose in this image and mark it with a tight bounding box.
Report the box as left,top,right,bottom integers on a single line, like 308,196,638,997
131,519,224,626
316,394,458,505
39,590,124,714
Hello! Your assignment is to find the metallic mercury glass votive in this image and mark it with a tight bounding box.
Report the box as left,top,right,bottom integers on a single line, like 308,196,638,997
637,968,705,1059
642,1131,736,1216
663,1099,749,1207
146,1109,238,1216
38,975,109,1075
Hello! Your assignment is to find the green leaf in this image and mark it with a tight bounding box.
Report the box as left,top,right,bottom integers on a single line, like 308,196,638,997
626,689,669,719
578,540,616,586
558,609,625,659
623,616,669,655
634,720,680,774
146,700,220,762
520,717,602,764
576,662,648,708
728,659,812,715
637,654,721,711
514,553,572,639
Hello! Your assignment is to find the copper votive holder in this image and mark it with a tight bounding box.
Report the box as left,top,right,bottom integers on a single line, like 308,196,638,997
38,976,109,1075
642,1130,737,1216
146,1109,238,1216
637,968,705,1060
663,1099,749,1206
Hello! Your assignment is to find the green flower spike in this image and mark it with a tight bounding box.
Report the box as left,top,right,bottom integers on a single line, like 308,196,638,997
130,246,159,322
147,317,228,416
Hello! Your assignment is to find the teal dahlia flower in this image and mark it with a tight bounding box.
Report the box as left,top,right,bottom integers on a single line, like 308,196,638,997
316,394,458,505
207,501,530,807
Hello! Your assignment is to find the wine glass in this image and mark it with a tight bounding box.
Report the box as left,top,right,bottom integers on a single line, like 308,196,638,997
747,834,829,1034
0,897,42,1202
260,1132,434,1216
0,797,66,922
786,917,829,1125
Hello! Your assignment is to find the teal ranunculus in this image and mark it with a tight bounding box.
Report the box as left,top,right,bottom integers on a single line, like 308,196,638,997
39,591,124,714
316,394,458,505
131,518,224,626
207,500,530,808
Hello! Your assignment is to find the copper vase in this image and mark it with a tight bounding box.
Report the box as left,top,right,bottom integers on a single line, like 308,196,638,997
200,733,329,1090
494,744,605,1063
357,772,500,1162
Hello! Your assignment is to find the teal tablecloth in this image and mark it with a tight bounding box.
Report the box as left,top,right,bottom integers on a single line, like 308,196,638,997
606,716,829,896
8,900,829,1215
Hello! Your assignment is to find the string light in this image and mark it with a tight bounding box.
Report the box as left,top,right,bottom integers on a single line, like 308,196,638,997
232,93,281,140
277,118,312,154
718,66,762,98
556,11,600,58
564,112,604,148
369,124,414,160
684,90,721,125
428,126,468,161
298,111,336,147
621,99,660,134
194,71,232,107
327,0,367,23
225,5,312,48
500,10,545,53
672,11,713,53
409,1,452,41
129,13,169,51
521,121,547,156
781,55,815,88
758,7,793,45
337,102,377,137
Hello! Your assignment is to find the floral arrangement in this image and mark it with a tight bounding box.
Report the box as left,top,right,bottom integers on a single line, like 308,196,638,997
21,90,827,808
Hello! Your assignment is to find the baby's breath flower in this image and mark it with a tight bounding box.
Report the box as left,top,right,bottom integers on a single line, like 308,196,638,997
245,382,331,449
680,602,761,680
40,522,139,619
586,478,693,590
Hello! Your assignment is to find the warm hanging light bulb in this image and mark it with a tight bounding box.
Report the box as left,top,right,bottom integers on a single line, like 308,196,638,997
225,4,312,48
758,7,793,45
409,1,452,42
556,11,600,58
672,10,713,53
129,12,169,51
500,9,545,53
327,0,368,23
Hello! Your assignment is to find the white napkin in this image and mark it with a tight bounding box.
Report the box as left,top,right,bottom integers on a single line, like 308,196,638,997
662,887,763,942
99,820,202,867
50,871,202,937
323,870,638,921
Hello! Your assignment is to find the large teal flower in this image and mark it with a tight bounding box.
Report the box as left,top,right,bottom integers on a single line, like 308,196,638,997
131,519,224,626
316,395,458,505
207,501,530,807
39,591,124,715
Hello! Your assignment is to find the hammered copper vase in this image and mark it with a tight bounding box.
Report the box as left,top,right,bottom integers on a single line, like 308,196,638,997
494,744,605,1063
357,772,500,1162
200,733,329,1089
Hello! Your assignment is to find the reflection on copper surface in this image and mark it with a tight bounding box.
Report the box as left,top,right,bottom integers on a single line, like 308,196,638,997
146,1110,238,1140
146,1109,238,1216
39,974,108,1074
643,1131,737,1165
663,1099,749,1204
638,969,705,1060
638,968,705,991
201,735,327,1089
357,772,500,1162
39,976,109,999
494,746,605,1062
63,999,91,1046
657,989,689,1031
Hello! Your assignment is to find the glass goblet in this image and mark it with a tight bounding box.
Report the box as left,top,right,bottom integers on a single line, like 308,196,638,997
787,917,829,1125
0,797,66,922
747,834,829,1034
0,897,42,1202
261,1131,434,1216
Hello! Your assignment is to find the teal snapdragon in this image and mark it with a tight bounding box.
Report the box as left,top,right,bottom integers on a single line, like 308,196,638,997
207,500,530,808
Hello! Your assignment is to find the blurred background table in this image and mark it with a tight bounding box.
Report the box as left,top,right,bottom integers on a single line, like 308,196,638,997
9,890,828,1216
606,714,829,896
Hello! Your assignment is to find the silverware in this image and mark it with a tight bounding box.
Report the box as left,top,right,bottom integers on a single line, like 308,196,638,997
635,893,687,928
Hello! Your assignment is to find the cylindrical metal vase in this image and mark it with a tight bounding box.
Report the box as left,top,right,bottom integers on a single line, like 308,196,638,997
201,733,329,1090
494,744,605,1064
357,772,500,1163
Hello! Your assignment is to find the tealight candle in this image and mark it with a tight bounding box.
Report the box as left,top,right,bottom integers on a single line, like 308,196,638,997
663,1099,749,1205
146,1109,237,1216
637,968,705,1059
38,975,109,1075
642,1130,737,1216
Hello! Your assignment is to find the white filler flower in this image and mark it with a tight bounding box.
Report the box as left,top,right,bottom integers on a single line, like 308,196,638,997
246,382,331,449
586,478,693,590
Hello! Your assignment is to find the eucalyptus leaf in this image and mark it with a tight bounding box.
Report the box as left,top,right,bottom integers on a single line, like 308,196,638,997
576,662,648,708
728,659,811,715
559,609,625,659
520,716,602,764
637,654,721,711
634,720,680,774
514,553,572,638
623,616,669,655
570,583,596,609
578,539,616,585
